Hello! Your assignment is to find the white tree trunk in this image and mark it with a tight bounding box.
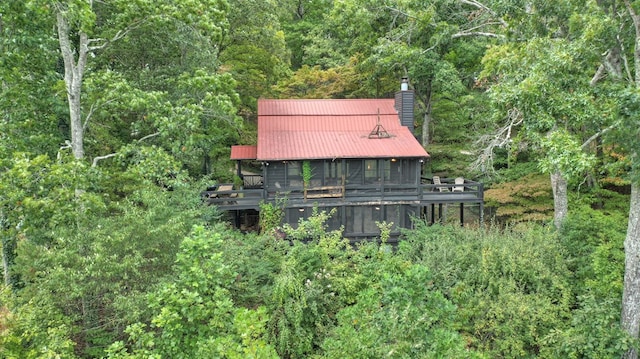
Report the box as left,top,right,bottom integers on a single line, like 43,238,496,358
550,170,568,229
422,111,430,146
56,11,88,160
622,183,640,359
623,3,640,356
419,81,433,146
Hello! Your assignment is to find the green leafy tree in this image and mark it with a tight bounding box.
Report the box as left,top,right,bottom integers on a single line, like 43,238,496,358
399,223,573,357
320,250,482,358
106,225,278,359
301,0,495,145
477,0,615,228
49,0,231,160
267,209,352,358
219,0,291,116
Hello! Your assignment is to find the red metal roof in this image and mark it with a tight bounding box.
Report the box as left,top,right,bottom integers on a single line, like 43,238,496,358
254,99,429,161
230,145,257,160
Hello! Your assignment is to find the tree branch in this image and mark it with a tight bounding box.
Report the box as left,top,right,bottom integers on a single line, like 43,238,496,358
581,124,616,150
452,31,503,39
57,140,72,161
91,153,118,167
91,132,160,167
86,20,146,52
469,108,524,175
459,0,509,28
137,131,160,142
83,99,117,131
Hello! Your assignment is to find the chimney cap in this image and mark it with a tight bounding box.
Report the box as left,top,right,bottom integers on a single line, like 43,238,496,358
401,77,409,91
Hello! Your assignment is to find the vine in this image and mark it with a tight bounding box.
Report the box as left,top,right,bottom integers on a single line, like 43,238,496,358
302,161,312,188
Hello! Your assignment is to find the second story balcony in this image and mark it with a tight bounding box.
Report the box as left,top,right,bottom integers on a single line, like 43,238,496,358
203,176,483,211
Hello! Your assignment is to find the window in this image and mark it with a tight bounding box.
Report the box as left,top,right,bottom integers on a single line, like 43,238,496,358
345,206,380,235
364,160,378,184
324,160,343,186
346,160,363,185
382,159,391,182
287,161,301,176
287,161,302,187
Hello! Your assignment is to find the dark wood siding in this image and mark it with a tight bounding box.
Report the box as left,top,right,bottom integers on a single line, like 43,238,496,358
266,162,286,192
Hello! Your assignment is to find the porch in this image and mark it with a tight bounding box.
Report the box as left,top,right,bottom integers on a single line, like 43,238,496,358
203,176,483,216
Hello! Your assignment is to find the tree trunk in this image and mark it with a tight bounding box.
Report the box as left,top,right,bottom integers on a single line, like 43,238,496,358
56,11,88,160
550,170,568,229
623,3,640,356
422,111,431,147
418,80,433,146
622,183,640,359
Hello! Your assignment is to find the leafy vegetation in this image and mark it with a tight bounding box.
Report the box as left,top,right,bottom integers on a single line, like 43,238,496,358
2,0,640,357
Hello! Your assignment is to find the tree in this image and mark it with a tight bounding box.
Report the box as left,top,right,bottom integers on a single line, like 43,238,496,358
302,0,496,145
219,0,291,116
105,226,278,359
50,0,230,161
320,250,482,358
618,56,640,359
0,0,67,287
476,0,615,229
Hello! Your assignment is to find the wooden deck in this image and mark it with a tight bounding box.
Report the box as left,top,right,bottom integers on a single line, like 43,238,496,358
203,178,483,211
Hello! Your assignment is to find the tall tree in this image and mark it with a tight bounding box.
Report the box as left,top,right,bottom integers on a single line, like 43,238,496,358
475,0,616,229
620,2,640,356
50,0,230,161
297,0,495,146
0,1,66,287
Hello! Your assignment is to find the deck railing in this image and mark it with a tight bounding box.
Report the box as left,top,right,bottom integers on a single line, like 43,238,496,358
242,175,263,189
204,178,483,210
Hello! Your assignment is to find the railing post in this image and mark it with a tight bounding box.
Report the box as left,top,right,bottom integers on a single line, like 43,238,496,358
479,182,484,225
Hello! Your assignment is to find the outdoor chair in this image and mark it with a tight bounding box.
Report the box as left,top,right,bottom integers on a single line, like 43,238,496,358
453,177,465,192
433,176,449,192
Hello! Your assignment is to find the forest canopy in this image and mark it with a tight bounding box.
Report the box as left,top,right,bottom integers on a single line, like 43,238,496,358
2,0,640,358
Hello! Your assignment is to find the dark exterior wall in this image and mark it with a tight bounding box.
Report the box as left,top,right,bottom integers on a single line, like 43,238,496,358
266,158,421,193
266,157,424,238
286,203,419,238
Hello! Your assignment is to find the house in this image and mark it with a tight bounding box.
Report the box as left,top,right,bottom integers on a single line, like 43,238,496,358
206,79,484,240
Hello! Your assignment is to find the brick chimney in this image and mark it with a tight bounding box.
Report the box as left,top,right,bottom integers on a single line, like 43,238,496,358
394,77,415,132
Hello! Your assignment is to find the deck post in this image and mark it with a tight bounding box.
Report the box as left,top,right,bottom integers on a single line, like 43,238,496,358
431,203,435,224
479,182,484,225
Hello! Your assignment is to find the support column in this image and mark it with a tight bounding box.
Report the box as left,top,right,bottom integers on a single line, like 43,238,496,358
431,203,435,224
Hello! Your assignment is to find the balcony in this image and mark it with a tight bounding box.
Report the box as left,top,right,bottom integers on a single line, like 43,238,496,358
203,177,483,211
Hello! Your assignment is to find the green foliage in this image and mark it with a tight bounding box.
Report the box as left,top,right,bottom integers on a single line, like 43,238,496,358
106,225,278,358
267,210,352,358
543,295,633,358
302,161,312,188
281,207,341,241
0,287,77,359
399,223,573,357
559,204,626,299
259,199,285,235
539,129,595,183
273,62,367,99
320,251,481,358
0,1,63,160
5,176,211,357
220,0,291,114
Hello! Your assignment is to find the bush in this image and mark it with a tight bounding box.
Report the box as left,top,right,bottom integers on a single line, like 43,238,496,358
399,223,572,357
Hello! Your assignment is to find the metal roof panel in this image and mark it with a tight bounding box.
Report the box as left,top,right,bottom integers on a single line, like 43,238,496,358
255,99,429,161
